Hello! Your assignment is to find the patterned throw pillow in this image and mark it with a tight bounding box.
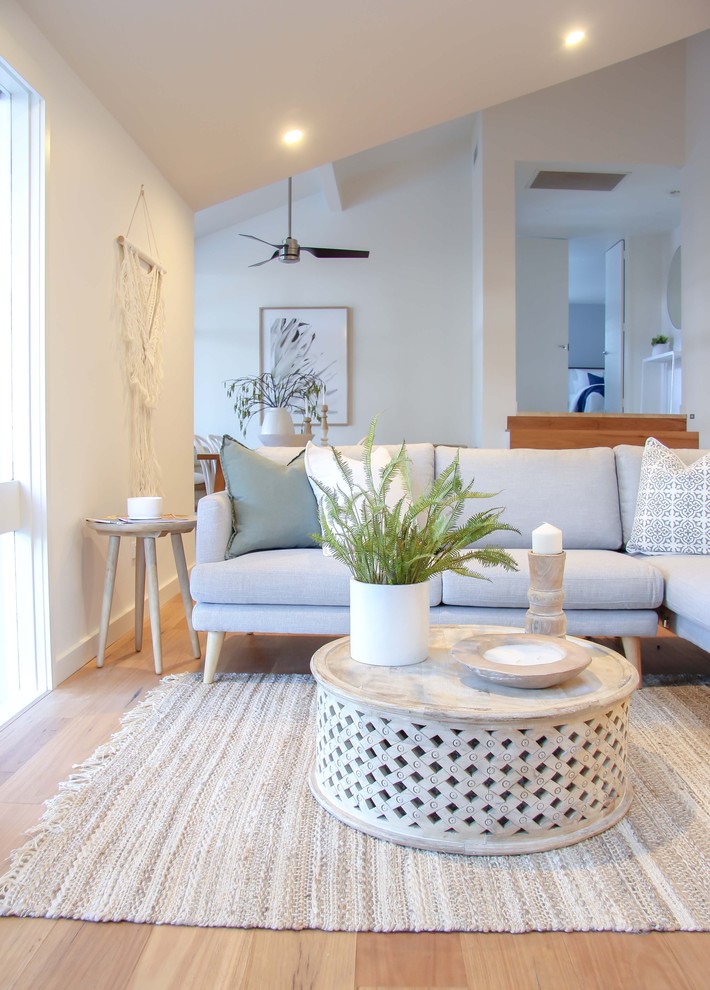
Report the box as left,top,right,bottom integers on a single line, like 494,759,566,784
626,438,710,555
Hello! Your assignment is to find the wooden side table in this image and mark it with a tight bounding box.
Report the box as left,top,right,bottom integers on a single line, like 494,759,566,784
86,515,201,674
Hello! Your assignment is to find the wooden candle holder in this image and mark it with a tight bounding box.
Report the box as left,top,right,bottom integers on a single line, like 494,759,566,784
320,403,329,446
525,550,567,638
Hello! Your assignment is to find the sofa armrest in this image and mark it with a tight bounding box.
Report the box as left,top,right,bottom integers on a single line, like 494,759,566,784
195,491,232,563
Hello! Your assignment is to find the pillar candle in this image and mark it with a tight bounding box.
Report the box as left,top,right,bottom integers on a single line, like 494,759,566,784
531,522,563,554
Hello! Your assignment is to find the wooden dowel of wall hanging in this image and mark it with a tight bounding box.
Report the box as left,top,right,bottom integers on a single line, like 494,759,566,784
116,235,167,275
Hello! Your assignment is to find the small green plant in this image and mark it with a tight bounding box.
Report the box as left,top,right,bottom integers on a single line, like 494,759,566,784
312,417,519,585
651,335,669,346
224,372,324,436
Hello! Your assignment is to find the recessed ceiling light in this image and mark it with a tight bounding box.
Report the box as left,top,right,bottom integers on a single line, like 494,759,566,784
283,129,304,145
564,29,586,47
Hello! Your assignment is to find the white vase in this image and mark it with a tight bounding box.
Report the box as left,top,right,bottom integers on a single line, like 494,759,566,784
261,407,295,435
349,579,430,666
652,342,670,355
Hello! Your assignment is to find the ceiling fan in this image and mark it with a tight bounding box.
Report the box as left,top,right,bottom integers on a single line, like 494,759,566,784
240,177,370,267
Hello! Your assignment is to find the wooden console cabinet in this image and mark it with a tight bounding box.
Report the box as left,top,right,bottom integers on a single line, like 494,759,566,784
507,413,699,450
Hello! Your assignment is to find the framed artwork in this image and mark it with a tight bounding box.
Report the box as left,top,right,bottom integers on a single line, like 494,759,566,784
260,307,349,424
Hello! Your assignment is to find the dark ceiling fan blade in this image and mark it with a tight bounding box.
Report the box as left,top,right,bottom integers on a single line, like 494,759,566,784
248,250,280,267
240,233,281,248
300,246,370,259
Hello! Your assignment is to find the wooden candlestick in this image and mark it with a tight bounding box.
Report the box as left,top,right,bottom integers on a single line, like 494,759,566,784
525,550,567,638
320,404,329,446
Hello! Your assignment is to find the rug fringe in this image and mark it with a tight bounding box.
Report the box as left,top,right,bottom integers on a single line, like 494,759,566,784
0,673,197,910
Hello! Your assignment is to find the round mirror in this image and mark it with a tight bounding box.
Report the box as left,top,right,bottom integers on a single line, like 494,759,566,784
667,246,681,330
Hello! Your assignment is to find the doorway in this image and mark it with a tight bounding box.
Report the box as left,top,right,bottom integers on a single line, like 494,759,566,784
515,161,681,416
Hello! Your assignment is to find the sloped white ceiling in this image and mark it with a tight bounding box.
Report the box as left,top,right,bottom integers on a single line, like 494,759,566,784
14,0,710,210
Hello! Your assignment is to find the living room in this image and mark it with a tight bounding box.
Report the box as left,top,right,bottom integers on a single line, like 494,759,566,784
0,2,708,694
1,1,710,986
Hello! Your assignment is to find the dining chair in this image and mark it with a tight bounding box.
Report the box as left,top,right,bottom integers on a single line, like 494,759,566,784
194,435,216,496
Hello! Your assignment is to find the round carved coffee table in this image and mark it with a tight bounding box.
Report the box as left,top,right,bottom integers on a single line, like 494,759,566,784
309,625,639,855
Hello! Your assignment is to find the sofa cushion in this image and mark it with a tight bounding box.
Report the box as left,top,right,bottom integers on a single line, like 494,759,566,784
435,447,622,550
634,554,710,633
441,548,663,610
257,443,435,499
220,437,320,558
625,438,710,554
190,548,443,607
614,444,710,545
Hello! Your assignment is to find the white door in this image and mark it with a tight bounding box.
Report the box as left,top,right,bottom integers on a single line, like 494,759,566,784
604,240,625,412
516,238,569,411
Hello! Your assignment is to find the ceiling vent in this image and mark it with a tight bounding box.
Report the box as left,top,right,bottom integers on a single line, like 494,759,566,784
530,170,627,191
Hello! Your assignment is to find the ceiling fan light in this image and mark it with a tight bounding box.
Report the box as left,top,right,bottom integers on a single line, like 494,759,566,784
279,237,301,263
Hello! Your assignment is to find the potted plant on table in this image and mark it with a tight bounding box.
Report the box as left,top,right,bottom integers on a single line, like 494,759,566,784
651,335,671,355
224,371,324,440
310,417,519,666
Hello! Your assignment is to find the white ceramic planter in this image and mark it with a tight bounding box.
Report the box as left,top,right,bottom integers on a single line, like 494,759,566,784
349,579,430,666
652,342,671,355
126,496,163,519
261,407,295,435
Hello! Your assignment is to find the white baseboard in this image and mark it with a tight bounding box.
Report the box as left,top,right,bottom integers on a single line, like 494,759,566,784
52,575,182,686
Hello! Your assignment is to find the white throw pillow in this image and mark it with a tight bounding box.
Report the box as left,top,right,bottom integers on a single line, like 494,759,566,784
304,442,408,555
626,437,710,555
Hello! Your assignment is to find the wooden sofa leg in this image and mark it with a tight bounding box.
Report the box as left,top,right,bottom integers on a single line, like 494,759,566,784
203,631,225,684
621,636,642,675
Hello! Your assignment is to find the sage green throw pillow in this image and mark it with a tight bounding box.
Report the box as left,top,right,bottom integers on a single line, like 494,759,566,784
221,436,320,558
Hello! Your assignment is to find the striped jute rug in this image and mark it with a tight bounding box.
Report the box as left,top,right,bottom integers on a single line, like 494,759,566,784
0,674,708,932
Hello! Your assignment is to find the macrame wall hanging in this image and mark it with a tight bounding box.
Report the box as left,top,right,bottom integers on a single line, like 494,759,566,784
116,186,167,497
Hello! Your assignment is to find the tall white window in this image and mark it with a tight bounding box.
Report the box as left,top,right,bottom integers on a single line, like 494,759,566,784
0,60,48,726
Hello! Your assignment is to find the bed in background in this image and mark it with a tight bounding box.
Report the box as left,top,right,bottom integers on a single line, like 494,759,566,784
569,368,605,412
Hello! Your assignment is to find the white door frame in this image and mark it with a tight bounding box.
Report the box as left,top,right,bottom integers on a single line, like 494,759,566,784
604,239,625,412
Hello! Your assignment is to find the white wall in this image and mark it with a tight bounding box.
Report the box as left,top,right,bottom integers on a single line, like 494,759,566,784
478,41,687,443
1,2,195,684
195,141,473,447
682,30,710,443
515,238,569,411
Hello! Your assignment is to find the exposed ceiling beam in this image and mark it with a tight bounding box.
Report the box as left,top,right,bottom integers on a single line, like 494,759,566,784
318,164,343,212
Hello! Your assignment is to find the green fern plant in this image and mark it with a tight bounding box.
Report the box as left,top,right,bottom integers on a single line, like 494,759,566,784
312,418,519,585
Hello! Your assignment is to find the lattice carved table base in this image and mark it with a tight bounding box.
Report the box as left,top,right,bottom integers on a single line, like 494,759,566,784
309,627,638,855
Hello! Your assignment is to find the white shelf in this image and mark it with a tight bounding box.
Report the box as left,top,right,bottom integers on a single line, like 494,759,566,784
641,351,681,413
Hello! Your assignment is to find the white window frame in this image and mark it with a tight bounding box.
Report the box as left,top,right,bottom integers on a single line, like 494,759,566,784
0,59,50,722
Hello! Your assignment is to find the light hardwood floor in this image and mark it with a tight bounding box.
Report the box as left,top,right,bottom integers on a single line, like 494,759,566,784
0,599,708,990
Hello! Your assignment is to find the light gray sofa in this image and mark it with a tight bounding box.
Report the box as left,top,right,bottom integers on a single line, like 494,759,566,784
614,443,710,655
190,443,710,682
